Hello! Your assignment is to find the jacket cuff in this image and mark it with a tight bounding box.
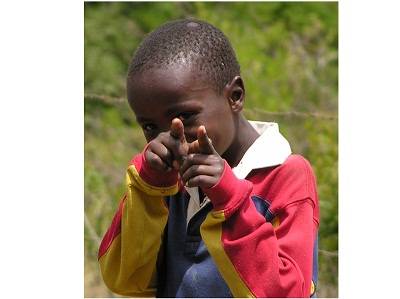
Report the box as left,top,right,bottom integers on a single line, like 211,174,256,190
130,146,178,188
203,160,252,213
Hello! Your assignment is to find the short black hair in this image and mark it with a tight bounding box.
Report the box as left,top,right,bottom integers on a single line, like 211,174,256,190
127,19,241,94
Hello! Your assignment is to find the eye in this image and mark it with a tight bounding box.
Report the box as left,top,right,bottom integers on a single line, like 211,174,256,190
141,123,157,133
177,112,195,122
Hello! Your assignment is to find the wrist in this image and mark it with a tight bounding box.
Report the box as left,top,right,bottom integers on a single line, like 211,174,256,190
203,160,252,213
131,145,179,187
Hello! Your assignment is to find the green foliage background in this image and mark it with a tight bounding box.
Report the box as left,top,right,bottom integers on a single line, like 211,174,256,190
84,2,338,297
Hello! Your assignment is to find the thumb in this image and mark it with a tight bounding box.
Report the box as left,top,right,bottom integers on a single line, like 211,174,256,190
197,126,216,154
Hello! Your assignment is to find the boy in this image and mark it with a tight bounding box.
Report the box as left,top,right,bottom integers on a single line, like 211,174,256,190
98,19,319,298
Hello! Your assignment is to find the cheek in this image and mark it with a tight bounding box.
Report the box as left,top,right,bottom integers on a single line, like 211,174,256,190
194,102,235,154
209,122,235,155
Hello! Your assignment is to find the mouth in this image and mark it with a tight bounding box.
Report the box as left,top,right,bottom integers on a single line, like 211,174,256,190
185,135,197,144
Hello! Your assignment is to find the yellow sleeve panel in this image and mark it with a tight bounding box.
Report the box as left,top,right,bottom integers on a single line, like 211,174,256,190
200,211,255,298
98,165,178,296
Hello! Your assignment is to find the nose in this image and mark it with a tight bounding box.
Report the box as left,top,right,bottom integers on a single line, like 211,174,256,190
158,123,198,143
183,127,198,144
185,135,196,144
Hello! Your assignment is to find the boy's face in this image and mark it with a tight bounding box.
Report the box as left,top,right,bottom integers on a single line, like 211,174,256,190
127,65,237,156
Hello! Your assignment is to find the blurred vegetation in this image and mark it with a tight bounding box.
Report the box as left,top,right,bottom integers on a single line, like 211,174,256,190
84,2,338,298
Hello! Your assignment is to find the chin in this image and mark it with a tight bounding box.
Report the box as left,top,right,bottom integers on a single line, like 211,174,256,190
216,146,226,156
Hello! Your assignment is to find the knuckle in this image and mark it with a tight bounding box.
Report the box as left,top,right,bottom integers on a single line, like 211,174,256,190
215,166,222,174
158,133,170,143
154,135,163,143
145,151,154,161
159,131,169,138
218,159,224,167
148,159,158,169
183,173,189,182
194,176,201,185
187,154,195,162
147,140,156,149
188,165,197,177
187,178,193,187
197,175,204,183
188,176,197,186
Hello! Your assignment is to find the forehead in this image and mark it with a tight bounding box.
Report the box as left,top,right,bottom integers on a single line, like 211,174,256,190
127,65,215,110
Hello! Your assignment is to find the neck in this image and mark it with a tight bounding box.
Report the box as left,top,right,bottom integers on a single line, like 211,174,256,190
222,115,260,168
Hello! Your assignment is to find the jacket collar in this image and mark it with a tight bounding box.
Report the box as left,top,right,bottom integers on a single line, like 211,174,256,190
232,121,292,179
184,121,291,207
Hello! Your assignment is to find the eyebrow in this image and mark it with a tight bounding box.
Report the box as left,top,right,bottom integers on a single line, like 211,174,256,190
136,116,152,123
165,101,202,117
135,100,202,124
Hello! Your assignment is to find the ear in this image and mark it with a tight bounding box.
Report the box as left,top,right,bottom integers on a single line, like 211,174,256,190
223,76,245,113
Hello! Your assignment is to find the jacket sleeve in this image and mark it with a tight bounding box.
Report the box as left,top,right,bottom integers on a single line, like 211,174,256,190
97,151,179,297
200,155,319,298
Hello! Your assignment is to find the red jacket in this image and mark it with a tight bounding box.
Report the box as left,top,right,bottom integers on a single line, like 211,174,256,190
98,122,319,297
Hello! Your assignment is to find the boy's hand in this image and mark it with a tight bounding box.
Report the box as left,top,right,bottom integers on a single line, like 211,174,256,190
180,126,225,189
144,118,189,172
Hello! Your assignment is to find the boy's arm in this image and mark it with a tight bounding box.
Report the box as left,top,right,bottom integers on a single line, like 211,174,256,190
201,155,319,298
97,152,179,297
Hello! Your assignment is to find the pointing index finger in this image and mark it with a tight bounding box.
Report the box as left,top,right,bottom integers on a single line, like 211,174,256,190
169,118,189,169
170,118,185,141
197,126,215,154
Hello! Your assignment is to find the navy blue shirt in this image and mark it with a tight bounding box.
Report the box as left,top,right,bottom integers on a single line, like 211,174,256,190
156,192,232,297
